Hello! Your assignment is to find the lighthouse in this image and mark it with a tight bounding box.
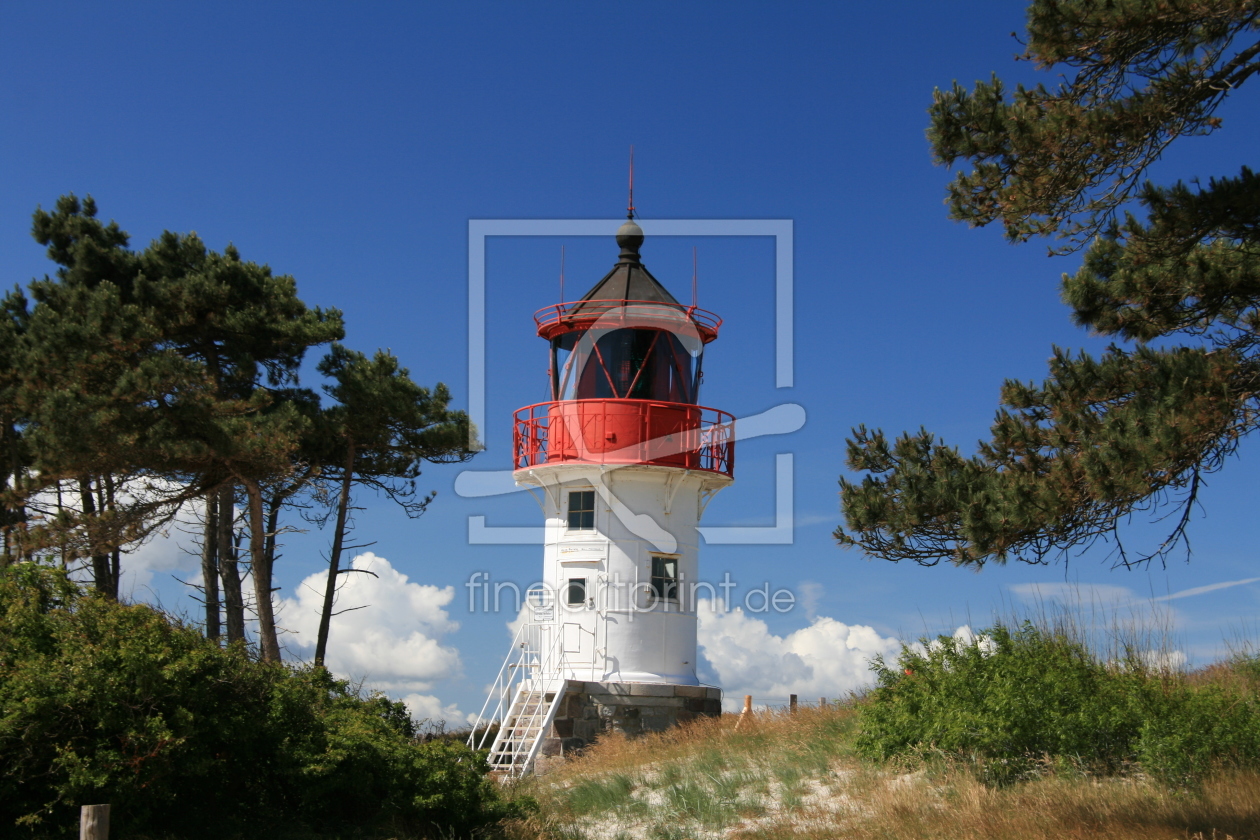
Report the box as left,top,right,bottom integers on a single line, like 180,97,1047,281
471,217,733,775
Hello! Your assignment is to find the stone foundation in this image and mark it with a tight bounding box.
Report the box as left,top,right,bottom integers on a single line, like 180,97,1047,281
536,681,722,765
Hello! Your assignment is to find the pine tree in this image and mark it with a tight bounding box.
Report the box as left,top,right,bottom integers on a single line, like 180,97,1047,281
309,343,473,667
836,1,1260,567
15,196,343,658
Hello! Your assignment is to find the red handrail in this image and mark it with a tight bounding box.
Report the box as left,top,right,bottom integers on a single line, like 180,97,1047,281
513,399,735,478
534,300,722,343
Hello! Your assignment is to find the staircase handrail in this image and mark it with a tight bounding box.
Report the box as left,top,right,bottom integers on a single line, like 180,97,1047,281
467,622,529,751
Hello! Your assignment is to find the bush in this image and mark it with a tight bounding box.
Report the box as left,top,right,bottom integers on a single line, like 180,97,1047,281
855,621,1260,787
0,563,525,838
856,622,1144,782
1136,666,1260,787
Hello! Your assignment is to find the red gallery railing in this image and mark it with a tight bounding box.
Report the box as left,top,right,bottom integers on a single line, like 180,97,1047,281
533,300,723,342
513,399,735,478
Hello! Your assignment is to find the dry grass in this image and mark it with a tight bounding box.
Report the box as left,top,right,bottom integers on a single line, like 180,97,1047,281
775,768,1260,840
499,703,1260,840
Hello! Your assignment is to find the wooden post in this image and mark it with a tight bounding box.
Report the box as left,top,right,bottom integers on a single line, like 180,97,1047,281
789,694,798,714
820,697,827,708
81,805,110,840
733,694,753,731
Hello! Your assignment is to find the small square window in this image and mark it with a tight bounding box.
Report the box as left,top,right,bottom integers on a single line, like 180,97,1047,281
567,490,595,530
566,578,587,606
650,556,678,601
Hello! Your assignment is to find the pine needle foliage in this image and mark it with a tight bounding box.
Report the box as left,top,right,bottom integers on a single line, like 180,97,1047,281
837,0,1260,567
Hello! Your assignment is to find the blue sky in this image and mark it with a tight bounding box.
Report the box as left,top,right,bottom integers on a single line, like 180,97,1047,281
3,2,1257,720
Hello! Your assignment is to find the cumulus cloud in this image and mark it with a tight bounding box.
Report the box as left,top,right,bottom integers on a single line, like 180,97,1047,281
697,599,903,710
40,482,203,598
279,552,468,721
919,625,996,656
400,693,470,727
116,508,204,597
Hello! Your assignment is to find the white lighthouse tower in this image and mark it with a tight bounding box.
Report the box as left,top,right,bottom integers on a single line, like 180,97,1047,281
471,217,733,774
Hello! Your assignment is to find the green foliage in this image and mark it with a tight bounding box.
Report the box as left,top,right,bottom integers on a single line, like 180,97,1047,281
21,194,344,485
856,623,1260,787
0,564,524,838
1136,664,1260,787
316,342,473,480
856,624,1142,783
3,193,346,616
926,0,1259,247
838,0,1260,567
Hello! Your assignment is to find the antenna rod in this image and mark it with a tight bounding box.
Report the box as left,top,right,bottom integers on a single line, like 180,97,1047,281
559,245,565,302
692,247,698,308
627,145,635,219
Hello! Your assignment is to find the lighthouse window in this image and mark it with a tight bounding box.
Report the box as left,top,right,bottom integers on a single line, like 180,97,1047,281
650,556,679,602
567,490,596,530
566,578,587,606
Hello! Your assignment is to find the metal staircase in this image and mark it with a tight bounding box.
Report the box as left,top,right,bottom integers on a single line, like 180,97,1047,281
468,621,568,777
486,681,566,775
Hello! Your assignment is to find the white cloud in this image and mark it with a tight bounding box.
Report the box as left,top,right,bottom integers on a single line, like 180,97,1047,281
921,625,996,656
697,599,903,710
1008,582,1138,606
279,552,466,721
116,504,204,597
1137,649,1188,672
39,481,204,598
797,580,824,620
1008,578,1260,607
400,693,474,727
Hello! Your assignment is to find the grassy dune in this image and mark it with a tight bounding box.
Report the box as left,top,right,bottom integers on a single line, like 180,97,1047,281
500,670,1260,839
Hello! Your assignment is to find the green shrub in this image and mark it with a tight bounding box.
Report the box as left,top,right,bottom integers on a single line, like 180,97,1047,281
0,563,525,838
856,621,1260,788
1137,671,1260,787
856,622,1144,782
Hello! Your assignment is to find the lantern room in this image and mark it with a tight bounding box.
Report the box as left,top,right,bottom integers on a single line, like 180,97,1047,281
515,220,733,476
535,220,720,405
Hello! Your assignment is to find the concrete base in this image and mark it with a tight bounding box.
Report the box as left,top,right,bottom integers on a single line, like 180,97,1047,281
535,681,721,769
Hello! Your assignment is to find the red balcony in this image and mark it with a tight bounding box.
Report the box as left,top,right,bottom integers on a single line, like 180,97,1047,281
513,399,735,478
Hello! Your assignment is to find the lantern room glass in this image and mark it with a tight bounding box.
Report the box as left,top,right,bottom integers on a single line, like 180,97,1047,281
552,327,704,404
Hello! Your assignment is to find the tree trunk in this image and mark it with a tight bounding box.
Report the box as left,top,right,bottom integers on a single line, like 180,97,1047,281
78,476,112,598
101,475,120,599
315,442,356,668
55,482,67,568
218,484,246,644
201,491,221,641
0,420,27,567
244,478,281,663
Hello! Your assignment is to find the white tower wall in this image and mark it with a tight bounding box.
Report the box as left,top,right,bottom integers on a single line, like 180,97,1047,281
517,463,731,684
